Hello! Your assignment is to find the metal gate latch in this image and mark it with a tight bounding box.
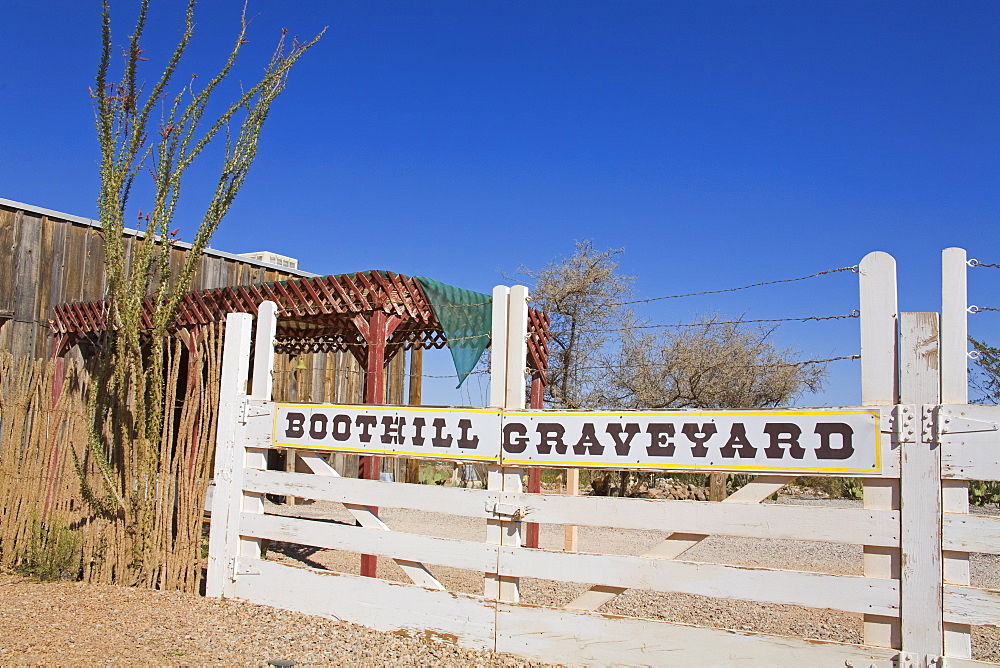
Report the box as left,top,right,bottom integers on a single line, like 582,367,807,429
486,501,524,520
232,558,261,579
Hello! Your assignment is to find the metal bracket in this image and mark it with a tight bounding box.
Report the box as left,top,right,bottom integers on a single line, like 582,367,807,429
845,651,919,668
233,558,260,579
889,405,916,443
238,398,249,425
921,405,938,444
937,407,1000,435
486,501,524,520
245,400,273,419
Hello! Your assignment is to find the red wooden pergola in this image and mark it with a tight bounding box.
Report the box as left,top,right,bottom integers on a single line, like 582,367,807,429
49,270,551,569
50,270,549,387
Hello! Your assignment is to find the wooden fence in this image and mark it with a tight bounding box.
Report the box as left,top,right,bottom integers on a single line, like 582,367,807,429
0,325,223,591
205,254,1000,667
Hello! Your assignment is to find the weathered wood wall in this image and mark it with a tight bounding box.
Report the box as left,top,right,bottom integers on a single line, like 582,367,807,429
0,198,312,360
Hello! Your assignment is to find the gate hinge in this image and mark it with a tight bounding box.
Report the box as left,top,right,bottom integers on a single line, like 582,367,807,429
486,501,524,520
885,405,916,443
937,406,1000,435
922,404,937,444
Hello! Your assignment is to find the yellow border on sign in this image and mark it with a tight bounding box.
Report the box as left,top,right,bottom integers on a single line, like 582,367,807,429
501,408,882,473
268,405,883,473
503,409,878,418
498,459,880,473
276,442,496,461
271,403,502,448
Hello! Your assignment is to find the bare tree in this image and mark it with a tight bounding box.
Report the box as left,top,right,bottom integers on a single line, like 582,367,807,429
600,315,827,410
513,240,634,409
518,245,829,498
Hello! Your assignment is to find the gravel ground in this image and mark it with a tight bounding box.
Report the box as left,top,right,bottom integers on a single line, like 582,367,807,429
1,495,997,664
0,576,549,666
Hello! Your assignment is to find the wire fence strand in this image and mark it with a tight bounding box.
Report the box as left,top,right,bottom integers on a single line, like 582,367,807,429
560,354,860,373
546,312,860,337
604,266,859,307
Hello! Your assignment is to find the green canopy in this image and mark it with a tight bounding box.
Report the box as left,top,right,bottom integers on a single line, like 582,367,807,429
414,277,492,388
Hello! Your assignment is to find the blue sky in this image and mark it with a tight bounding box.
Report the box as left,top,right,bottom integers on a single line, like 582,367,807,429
2,1,997,406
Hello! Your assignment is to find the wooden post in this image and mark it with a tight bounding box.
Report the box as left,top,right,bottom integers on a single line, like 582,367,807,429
709,473,727,502
940,248,971,658
354,309,402,578
206,312,253,598
405,347,423,484
526,373,543,549
563,467,579,552
859,251,902,649
898,312,943,657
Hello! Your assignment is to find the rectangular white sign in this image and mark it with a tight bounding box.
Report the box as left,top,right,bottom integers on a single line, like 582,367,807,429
273,403,502,461
500,409,882,474
270,405,882,474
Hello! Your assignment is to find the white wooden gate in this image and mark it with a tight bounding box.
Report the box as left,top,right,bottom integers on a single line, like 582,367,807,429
206,252,1000,667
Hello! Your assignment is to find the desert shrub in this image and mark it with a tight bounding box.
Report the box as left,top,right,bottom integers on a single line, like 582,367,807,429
971,481,1000,506
17,515,81,581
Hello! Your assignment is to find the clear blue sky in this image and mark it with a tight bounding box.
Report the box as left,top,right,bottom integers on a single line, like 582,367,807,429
2,1,997,406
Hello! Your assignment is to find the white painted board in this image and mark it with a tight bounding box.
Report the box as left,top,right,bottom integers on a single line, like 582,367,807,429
243,468,493,517
234,557,496,651
495,603,898,667
497,547,898,617
240,512,498,572
273,403,502,461
501,408,883,474
501,491,900,546
943,584,1000,626
943,513,1000,555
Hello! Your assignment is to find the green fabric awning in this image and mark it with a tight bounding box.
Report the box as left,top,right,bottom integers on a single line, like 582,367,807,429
414,277,491,388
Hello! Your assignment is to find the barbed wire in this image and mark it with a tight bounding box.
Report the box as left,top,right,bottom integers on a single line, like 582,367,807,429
968,306,1000,314
774,354,860,368
546,312,859,337
968,259,1000,269
557,354,860,373
437,300,493,308
602,266,859,308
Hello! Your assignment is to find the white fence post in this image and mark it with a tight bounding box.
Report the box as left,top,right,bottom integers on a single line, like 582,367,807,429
485,285,527,604
486,285,510,600
251,301,278,402
206,312,254,598
489,286,510,410
899,312,944,658
859,251,902,649
501,285,528,603
941,248,972,658
242,302,277,559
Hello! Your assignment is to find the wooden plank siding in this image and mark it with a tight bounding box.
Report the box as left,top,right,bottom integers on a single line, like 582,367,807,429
11,211,42,359
0,199,314,360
